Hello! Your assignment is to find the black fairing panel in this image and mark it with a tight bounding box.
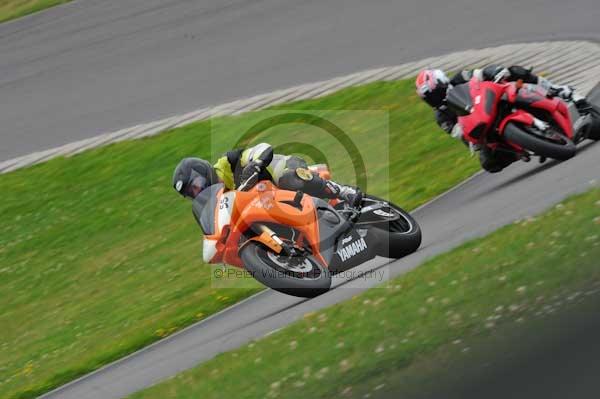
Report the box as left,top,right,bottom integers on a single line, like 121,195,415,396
446,83,472,116
313,198,347,266
192,183,223,235
328,228,378,274
470,122,487,139
485,89,497,115
313,200,379,274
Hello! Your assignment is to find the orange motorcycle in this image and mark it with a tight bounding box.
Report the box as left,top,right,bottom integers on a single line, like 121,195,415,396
193,165,421,297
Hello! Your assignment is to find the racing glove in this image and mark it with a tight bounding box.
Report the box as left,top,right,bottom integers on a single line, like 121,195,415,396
240,160,264,189
507,65,537,84
450,123,464,140
324,181,364,208
435,106,458,134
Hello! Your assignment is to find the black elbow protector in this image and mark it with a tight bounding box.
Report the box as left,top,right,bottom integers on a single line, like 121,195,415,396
258,145,274,165
508,65,536,83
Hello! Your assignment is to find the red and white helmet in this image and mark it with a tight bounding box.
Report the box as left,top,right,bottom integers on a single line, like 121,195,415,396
415,69,450,108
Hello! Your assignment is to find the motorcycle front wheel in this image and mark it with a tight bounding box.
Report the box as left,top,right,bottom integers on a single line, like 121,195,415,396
239,242,331,298
503,122,576,160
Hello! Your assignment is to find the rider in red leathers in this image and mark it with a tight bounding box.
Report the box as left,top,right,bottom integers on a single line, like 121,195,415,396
416,65,592,172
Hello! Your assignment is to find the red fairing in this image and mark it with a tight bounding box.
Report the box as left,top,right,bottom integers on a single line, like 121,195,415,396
452,78,575,148
515,84,574,138
498,110,534,134
457,81,505,144
530,97,574,138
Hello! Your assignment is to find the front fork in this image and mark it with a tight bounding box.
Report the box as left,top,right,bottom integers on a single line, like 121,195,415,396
255,224,302,257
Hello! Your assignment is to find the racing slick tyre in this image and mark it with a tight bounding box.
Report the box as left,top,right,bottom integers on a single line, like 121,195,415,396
587,106,600,140
363,195,422,259
503,122,576,161
240,242,331,298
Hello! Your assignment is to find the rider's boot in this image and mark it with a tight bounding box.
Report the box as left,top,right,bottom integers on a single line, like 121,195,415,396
286,170,363,207
573,93,591,112
325,181,364,207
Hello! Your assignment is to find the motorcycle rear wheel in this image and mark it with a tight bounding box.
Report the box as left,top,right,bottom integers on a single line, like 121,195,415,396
503,122,576,161
240,242,331,298
586,106,600,140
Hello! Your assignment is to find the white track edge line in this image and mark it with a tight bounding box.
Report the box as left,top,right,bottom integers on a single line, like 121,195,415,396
3,40,600,175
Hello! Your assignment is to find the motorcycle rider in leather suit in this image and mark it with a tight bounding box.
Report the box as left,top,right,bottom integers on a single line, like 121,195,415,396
172,143,363,206
416,65,591,172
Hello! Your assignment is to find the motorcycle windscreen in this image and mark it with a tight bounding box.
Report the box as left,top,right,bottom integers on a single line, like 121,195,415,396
446,83,473,116
192,183,224,235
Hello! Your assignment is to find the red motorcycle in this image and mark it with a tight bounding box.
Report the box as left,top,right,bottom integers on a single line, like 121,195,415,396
446,77,587,162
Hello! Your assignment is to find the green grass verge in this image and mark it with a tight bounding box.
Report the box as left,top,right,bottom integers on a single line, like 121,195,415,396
0,0,70,23
128,188,600,399
0,79,480,398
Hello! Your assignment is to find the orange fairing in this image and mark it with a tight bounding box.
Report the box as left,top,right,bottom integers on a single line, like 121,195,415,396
217,181,324,268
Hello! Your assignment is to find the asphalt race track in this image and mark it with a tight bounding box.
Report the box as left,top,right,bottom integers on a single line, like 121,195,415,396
44,142,600,398
2,0,599,398
2,0,600,161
